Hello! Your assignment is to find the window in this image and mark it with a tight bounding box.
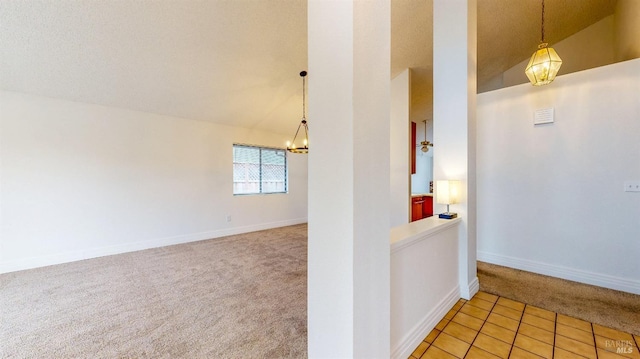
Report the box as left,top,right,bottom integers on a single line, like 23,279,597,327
233,144,287,195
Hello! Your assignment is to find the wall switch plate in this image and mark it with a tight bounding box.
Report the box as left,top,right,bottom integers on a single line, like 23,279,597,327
226,215,232,222
624,181,640,192
534,108,554,125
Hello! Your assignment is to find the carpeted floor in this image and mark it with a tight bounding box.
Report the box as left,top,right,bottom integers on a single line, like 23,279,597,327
478,261,640,336
5,226,638,358
0,224,308,358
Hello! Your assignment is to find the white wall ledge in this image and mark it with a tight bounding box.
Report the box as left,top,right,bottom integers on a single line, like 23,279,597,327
391,216,462,252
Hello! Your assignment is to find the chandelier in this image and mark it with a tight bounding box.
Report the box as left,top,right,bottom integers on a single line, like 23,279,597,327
286,71,309,154
525,0,563,86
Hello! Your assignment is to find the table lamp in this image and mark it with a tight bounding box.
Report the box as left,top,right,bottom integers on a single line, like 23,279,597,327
436,180,460,219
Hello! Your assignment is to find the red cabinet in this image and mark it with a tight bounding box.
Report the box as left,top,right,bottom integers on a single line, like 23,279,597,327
411,195,433,222
411,196,424,222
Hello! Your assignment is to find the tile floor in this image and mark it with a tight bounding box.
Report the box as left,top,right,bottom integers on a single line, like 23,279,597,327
410,291,640,359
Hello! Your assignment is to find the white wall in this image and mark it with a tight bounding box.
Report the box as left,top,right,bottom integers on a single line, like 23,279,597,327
308,0,390,357
477,59,640,294
391,69,411,227
433,0,478,299
0,91,308,273
390,218,460,359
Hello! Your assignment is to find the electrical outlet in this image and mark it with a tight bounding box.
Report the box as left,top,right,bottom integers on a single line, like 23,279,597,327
624,181,640,192
226,215,232,222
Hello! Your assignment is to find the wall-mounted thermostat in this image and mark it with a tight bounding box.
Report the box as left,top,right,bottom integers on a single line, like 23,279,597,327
534,108,554,125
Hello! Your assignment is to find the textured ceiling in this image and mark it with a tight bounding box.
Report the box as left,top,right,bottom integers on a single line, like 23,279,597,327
0,0,617,134
0,0,308,134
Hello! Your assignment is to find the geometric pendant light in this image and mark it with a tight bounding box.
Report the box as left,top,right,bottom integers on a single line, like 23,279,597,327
525,0,562,86
416,119,433,153
286,71,309,154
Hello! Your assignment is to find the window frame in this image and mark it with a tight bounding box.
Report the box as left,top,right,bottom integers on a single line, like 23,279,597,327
232,144,288,196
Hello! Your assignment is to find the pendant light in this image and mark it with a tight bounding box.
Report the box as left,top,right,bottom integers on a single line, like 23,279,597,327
286,71,309,154
417,119,433,153
525,0,562,86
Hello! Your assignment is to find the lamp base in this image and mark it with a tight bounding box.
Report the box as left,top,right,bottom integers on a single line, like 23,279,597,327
439,212,458,220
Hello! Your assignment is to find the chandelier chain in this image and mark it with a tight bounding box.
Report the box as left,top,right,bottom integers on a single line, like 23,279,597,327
541,0,545,43
302,74,306,120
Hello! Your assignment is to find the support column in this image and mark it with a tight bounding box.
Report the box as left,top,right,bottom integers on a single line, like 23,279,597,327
307,0,391,357
433,0,478,299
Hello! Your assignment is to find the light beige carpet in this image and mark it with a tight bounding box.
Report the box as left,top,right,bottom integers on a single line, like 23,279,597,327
478,261,640,336
0,224,308,358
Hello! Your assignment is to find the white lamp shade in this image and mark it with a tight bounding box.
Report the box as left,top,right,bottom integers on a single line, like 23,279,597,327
436,180,461,205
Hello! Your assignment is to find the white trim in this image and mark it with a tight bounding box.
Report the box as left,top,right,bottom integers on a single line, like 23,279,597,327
460,276,479,300
0,218,307,274
390,217,462,253
477,251,640,295
391,285,460,359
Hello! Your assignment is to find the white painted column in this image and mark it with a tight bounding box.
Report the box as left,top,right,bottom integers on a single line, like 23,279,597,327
433,0,478,299
390,69,411,227
307,0,391,357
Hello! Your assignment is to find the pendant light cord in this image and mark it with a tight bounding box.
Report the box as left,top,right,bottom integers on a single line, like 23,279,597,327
541,0,545,43
301,72,306,121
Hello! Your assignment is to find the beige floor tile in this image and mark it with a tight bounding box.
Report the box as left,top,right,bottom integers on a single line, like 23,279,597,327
412,341,430,358
465,346,501,359
517,323,554,345
596,334,620,350
409,296,639,359
513,333,552,359
452,312,485,331
425,329,441,343
445,308,459,320
473,333,512,359
557,314,592,332
468,297,495,311
480,322,516,344
422,345,458,359
452,301,465,311
523,305,556,322
521,313,554,332
486,312,520,332
474,291,499,303
442,320,478,344
432,332,470,358
556,323,594,345
555,334,597,359
595,337,640,359
620,348,640,359
496,297,525,311
435,318,450,331
493,304,524,321
460,303,491,321
593,323,635,342
597,348,633,359
508,347,544,359
554,347,589,359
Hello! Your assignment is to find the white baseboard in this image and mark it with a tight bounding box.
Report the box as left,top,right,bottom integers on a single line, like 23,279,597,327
392,285,460,359
460,277,479,300
0,218,307,274
477,251,640,295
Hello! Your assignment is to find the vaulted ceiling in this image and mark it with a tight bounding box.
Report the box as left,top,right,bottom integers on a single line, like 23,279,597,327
0,0,617,135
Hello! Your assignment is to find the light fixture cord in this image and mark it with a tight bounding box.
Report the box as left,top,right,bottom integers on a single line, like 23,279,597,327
541,0,545,43
302,74,306,120
423,119,427,141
